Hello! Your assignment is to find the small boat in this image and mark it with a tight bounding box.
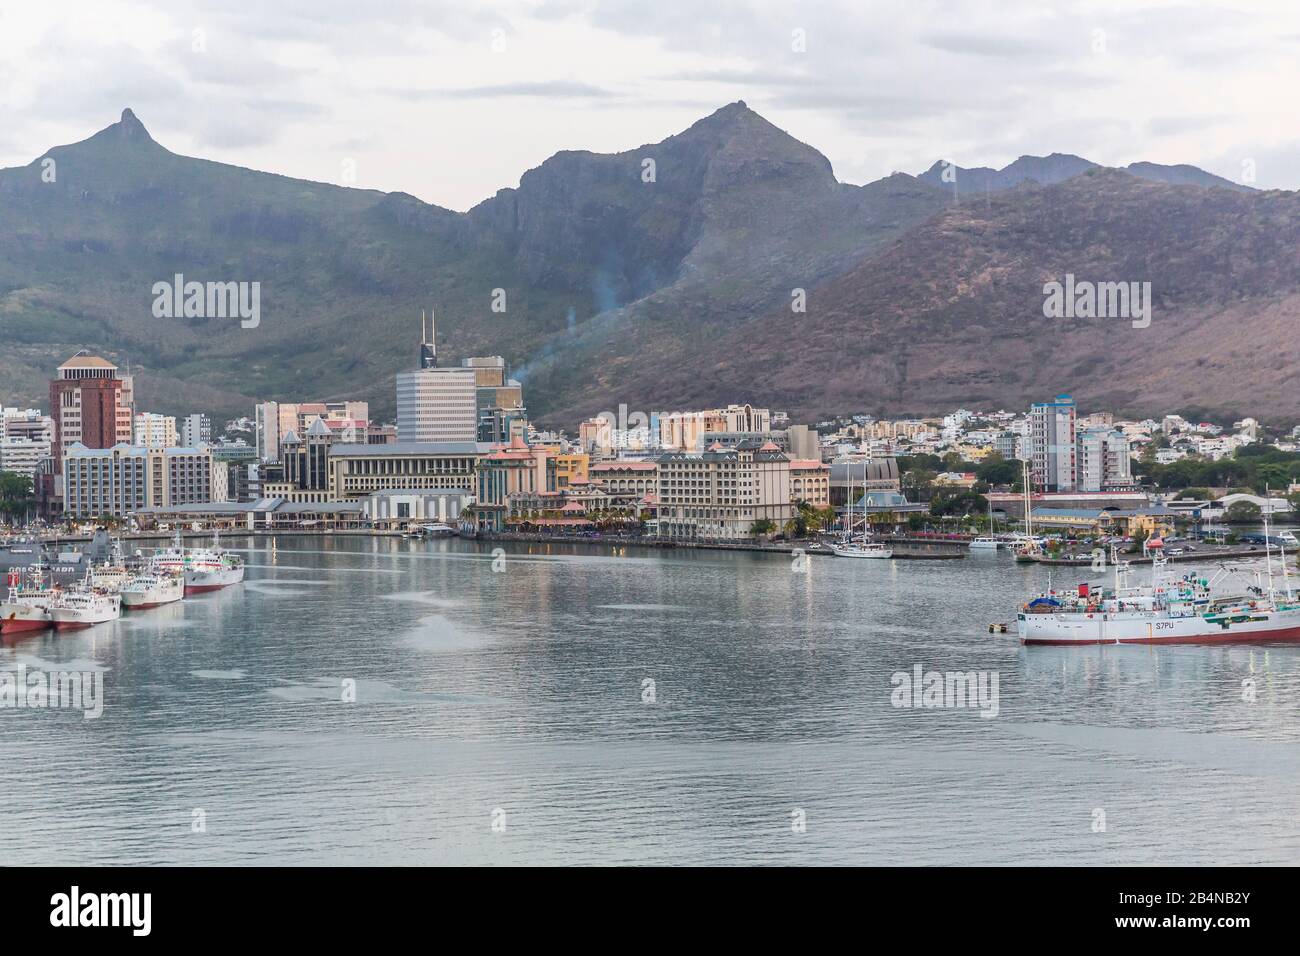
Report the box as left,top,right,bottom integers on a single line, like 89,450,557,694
119,571,184,610
420,523,457,537
0,565,58,634
969,537,1001,550
48,586,121,629
830,541,893,559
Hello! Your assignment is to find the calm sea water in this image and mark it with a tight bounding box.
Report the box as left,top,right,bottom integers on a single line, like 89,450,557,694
2,535,1297,865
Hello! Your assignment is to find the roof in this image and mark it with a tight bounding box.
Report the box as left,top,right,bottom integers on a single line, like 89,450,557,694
589,461,658,471
58,355,116,369
329,441,486,457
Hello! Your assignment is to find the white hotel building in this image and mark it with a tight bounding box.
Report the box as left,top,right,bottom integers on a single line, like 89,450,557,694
62,444,222,518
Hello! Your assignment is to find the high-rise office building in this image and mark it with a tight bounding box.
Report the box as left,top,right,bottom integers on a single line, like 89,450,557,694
461,356,526,443
394,313,478,443
49,354,133,463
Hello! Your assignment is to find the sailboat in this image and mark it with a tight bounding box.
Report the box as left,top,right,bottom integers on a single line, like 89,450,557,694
831,460,893,559
970,496,1000,549
1013,459,1044,561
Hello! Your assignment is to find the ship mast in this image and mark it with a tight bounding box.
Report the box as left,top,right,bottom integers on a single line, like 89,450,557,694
1262,486,1277,604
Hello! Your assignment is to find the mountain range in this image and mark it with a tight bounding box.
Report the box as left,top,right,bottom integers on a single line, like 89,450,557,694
1,103,1296,428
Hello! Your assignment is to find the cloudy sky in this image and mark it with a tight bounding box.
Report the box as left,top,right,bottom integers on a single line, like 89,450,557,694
1,0,1297,209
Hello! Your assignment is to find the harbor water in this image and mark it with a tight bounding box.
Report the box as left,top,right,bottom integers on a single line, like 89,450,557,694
2,535,1298,865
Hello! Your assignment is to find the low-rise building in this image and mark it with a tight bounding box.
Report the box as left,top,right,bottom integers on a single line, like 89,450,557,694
327,441,484,500
362,489,474,530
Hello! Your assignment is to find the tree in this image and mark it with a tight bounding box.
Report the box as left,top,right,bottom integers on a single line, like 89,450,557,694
0,471,34,522
975,453,1019,487
750,518,777,537
1225,501,1261,523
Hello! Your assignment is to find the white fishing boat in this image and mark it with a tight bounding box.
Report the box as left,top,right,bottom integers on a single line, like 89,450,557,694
1017,504,1300,646
48,586,121,629
119,571,184,610
0,565,57,634
969,537,1001,550
151,531,245,595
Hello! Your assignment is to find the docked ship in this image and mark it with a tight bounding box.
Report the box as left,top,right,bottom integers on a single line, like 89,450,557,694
119,570,185,610
0,566,58,634
153,532,245,595
47,586,121,629
1017,546,1300,646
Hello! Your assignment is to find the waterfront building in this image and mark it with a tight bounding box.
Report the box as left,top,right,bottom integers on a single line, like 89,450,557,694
588,460,659,499
474,436,552,532
134,498,365,532
655,440,793,541
327,441,484,501
180,413,212,447
1028,394,1077,493
134,412,178,448
789,459,831,508
62,444,217,518
362,489,474,530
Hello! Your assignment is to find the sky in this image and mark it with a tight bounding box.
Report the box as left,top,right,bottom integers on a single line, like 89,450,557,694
1,0,1298,210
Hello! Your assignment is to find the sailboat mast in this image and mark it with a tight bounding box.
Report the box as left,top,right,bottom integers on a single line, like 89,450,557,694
1262,486,1278,603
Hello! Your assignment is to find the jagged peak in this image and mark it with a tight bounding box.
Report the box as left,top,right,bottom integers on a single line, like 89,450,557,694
66,107,163,154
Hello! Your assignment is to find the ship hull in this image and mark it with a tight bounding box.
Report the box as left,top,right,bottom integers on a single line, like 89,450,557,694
49,611,120,629
120,581,184,609
830,546,893,559
184,566,245,594
0,605,52,633
1018,608,1300,646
